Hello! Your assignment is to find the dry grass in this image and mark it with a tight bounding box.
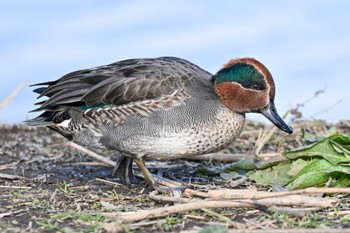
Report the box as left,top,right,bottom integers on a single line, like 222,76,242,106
0,120,349,232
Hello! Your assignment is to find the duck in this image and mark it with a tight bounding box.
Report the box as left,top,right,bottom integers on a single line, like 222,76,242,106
26,56,293,191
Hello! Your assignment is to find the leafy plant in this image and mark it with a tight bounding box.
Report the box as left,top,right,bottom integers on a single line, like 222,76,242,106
224,130,350,190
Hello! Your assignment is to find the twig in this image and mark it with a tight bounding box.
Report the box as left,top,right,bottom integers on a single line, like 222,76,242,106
313,99,343,117
149,190,193,203
0,209,26,219
207,187,350,200
105,195,331,224
243,217,267,230
0,80,29,111
102,200,254,223
0,185,31,189
254,128,269,155
151,190,333,208
95,178,126,187
183,189,210,198
0,161,19,170
67,142,115,167
328,210,350,216
0,173,22,180
251,195,333,208
137,172,209,198
128,220,164,230
229,176,248,188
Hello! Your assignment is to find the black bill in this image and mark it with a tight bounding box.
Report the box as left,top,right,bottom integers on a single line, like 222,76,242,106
260,102,293,134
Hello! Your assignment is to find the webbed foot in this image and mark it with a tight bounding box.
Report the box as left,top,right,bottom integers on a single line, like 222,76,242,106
112,154,136,185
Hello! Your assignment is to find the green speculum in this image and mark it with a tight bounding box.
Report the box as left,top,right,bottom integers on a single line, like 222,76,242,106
79,103,111,110
215,63,266,90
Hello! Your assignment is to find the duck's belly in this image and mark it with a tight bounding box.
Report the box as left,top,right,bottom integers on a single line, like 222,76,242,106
113,108,245,160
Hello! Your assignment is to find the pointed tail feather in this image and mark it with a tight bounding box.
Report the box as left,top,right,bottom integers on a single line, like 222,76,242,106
23,111,57,126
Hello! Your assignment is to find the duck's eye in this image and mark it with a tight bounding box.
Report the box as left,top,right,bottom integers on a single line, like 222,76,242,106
251,84,261,90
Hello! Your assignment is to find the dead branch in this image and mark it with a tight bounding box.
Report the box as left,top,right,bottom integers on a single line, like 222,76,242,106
207,187,350,200
0,80,29,111
250,195,333,208
102,200,254,223
0,173,22,180
67,142,115,167
149,190,193,203
0,161,19,170
0,185,31,189
117,186,339,224
95,178,126,187
104,194,332,223
150,190,333,208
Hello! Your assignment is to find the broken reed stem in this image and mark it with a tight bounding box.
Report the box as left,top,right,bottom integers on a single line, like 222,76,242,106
71,141,350,200
103,200,254,223
149,190,193,203
150,190,334,208
0,185,31,189
0,80,29,111
106,188,336,223
95,178,126,187
207,187,350,200
67,142,115,167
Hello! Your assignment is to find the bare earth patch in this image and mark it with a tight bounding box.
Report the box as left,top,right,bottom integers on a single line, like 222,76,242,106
1,120,350,232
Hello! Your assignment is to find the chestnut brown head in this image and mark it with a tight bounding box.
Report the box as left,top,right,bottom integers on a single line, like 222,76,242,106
213,58,292,134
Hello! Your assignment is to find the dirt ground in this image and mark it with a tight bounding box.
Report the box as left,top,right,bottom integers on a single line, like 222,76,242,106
1,120,350,233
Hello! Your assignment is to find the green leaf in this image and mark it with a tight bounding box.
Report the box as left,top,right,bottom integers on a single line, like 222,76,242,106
333,174,350,187
325,165,350,175
290,158,333,180
301,129,323,143
287,158,309,176
286,159,333,190
328,133,350,144
341,214,350,222
224,158,256,171
284,139,350,165
326,127,338,137
287,170,331,190
330,140,350,156
286,160,350,189
194,168,218,176
255,156,288,169
220,171,242,181
247,162,292,186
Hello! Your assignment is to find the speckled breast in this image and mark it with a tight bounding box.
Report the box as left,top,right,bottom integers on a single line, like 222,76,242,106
118,108,245,160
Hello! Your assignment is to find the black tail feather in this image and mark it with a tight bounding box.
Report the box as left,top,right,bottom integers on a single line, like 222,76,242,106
30,80,57,87
33,87,48,95
24,111,58,126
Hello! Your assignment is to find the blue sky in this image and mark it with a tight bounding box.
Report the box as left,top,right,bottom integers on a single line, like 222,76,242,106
1,0,349,124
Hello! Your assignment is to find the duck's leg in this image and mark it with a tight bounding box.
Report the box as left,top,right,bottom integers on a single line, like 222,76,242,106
112,154,136,185
134,158,185,194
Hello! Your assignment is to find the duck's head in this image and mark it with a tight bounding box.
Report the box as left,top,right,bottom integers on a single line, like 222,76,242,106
213,58,293,134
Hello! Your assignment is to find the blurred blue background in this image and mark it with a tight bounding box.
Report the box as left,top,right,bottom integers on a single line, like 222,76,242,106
1,0,349,124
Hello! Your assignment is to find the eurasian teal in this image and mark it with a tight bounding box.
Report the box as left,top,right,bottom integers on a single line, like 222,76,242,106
26,57,292,190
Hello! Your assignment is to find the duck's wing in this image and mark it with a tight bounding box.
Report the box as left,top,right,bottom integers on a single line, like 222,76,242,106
31,57,210,112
